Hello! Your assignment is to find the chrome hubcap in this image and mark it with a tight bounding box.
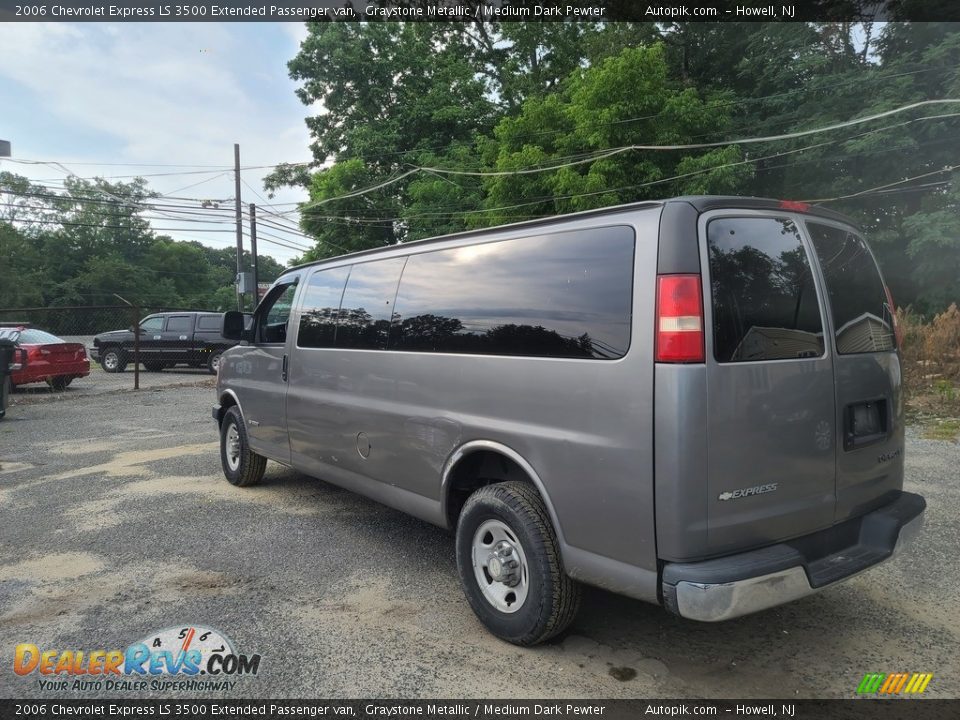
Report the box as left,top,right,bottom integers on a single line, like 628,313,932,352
104,353,118,370
225,423,241,471
211,354,221,371
472,519,529,613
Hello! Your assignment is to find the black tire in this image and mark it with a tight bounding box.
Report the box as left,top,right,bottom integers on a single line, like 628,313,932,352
143,361,165,372
207,351,223,375
219,406,266,487
47,375,70,392
99,347,127,373
456,481,581,646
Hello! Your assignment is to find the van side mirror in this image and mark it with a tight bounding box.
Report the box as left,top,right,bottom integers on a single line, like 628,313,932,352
223,311,253,342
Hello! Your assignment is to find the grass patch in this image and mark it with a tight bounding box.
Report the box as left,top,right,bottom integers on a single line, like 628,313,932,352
922,418,960,441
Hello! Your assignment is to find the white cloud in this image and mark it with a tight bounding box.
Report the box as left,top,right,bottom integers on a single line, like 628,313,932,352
0,22,316,263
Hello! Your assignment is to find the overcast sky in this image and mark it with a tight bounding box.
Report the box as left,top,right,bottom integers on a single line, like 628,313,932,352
0,22,315,264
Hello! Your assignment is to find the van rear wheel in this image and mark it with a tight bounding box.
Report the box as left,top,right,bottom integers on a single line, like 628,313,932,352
219,406,266,487
455,481,580,645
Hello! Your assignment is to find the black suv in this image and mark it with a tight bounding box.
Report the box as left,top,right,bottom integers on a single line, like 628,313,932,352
91,312,233,374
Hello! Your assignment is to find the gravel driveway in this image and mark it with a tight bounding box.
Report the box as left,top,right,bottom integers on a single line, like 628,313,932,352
0,384,956,699
8,365,214,406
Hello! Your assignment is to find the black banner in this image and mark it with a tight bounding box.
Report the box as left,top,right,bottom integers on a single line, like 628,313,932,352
1,700,958,720
0,0,959,23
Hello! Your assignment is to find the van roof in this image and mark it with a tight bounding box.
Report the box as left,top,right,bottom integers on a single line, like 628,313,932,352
285,195,858,274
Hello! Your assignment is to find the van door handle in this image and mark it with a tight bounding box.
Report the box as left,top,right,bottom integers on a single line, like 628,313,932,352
282,354,288,382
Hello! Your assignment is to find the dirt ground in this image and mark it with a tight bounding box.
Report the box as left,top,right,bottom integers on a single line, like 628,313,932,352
0,384,957,700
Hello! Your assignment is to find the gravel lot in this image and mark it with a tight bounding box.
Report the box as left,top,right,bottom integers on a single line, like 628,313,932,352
0,384,956,699
9,365,214,405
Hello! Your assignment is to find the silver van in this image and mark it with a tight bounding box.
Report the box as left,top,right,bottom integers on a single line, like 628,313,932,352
213,196,925,645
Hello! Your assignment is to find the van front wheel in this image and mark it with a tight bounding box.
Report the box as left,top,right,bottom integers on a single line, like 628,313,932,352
456,481,581,645
219,406,266,487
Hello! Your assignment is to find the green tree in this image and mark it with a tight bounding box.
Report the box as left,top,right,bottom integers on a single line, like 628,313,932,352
478,44,748,225
0,172,286,312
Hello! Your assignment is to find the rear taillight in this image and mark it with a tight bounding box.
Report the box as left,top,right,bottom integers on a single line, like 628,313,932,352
885,285,904,347
656,274,705,363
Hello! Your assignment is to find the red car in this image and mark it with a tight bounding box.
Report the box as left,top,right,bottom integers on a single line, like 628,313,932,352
0,326,90,391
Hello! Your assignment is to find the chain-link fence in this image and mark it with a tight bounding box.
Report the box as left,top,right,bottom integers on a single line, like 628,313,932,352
0,304,220,396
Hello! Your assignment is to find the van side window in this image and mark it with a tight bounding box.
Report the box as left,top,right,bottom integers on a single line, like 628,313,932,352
336,258,407,350
707,217,824,363
298,266,351,349
806,222,896,354
258,282,299,344
390,227,634,359
165,316,192,332
197,316,221,331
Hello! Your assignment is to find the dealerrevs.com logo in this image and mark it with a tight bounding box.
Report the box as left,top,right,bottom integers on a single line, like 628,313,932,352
14,625,262,693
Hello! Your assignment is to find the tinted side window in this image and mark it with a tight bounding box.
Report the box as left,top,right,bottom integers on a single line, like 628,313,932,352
707,217,824,363
259,282,299,344
390,228,634,359
298,266,351,349
336,258,406,350
141,317,164,332
806,222,895,354
165,316,192,332
196,315,221,331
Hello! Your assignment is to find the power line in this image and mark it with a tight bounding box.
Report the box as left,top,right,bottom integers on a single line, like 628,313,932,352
2,158,311,180
0,188,238,214
1,189,320,255
285,118,960,226
268,65,944,167
4,67,939,187
5,217,243,233
289,100,960,213
803,165,959,203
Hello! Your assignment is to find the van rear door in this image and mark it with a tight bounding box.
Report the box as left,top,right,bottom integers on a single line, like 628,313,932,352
700,212,837,555
803,220,904,521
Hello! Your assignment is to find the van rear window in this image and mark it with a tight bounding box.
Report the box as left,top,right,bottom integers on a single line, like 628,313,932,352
707,217,825,363
806,222,895,354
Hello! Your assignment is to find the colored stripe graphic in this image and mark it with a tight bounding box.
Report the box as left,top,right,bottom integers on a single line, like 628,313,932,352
857,673,886,693
857,672,932,694
879,674,897,693
891,673,909,694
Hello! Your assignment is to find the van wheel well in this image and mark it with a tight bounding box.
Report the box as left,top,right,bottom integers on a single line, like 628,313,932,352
445,450,535,529
217,393,238,426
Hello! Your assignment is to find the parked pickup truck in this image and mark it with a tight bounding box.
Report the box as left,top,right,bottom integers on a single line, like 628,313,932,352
91,312,232,374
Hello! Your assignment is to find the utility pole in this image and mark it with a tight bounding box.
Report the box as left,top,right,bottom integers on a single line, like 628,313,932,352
249,203,260,305
233,143,243,311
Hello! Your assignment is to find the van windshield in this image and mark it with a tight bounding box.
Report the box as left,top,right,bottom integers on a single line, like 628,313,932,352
806,222,896,354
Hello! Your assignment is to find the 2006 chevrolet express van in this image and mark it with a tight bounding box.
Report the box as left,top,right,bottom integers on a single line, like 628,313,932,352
213,196,925,645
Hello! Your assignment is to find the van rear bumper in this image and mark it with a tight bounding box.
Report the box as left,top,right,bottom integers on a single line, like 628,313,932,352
660,491,925,622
